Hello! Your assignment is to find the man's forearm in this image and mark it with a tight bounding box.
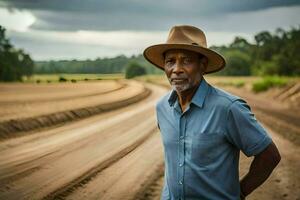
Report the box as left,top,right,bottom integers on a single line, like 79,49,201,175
240,157,275,197
240,142,281,198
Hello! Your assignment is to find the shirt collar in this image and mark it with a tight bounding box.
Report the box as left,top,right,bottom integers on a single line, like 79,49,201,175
167,77,210,109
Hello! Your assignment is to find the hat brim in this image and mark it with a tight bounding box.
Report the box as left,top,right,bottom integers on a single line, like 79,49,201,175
143,43,226,74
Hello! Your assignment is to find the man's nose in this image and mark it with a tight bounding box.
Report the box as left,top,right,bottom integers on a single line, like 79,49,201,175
173,61,183,74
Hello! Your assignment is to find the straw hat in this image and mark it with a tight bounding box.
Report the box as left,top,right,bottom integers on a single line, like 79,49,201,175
143,25,226,74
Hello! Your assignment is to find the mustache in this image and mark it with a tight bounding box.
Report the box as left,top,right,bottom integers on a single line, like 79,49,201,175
169,75,188,81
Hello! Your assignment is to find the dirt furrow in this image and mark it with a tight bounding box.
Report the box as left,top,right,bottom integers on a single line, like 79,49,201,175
0,80,145,122
0,82,151,139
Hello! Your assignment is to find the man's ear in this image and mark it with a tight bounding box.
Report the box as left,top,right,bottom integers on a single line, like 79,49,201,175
200,56,208,74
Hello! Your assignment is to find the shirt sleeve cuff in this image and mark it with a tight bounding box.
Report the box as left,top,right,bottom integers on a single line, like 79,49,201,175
244,135,273,157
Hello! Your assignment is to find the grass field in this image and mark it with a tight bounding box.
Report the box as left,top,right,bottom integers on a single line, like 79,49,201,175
22,73,124,83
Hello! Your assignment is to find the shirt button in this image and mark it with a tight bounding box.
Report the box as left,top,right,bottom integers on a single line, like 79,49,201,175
180,135,184,139
179,163,183,167
179,181,183,185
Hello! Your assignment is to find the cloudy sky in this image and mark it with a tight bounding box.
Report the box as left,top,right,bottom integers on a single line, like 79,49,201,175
0,0,299,60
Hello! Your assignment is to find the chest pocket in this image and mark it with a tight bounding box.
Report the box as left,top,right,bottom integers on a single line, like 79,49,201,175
191,131,224,167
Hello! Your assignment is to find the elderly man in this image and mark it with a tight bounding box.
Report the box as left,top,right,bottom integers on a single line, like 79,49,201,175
143,25,281,200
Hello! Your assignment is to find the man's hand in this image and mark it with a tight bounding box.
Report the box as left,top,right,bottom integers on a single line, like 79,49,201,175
240,141,281,198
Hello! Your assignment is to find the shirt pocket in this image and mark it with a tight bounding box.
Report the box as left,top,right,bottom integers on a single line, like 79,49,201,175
191,131,223,167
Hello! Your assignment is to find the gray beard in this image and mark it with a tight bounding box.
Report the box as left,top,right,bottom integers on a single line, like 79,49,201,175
170,82,193,93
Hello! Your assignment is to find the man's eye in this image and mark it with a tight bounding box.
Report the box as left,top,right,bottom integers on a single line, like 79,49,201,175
165,59,173,65
183,58,192,64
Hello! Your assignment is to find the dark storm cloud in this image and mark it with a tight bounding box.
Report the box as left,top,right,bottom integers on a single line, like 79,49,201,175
2,0,300,13
1,0,300,31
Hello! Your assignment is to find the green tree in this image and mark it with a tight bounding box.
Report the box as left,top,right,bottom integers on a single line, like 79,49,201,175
229,37,253,54
216,50,251,76
125,62,146,79
0,25,34,81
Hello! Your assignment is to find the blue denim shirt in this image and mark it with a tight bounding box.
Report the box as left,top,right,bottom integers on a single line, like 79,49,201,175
156,78,272,200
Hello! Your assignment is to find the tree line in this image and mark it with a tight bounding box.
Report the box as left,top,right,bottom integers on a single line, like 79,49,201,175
34,26,300,77
1,25,299,82
34,54,162,75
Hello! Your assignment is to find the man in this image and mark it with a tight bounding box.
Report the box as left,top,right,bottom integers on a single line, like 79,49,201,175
143,25,281,200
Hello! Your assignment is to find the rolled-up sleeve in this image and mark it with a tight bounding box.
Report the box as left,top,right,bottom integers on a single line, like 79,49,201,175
225,99,272,157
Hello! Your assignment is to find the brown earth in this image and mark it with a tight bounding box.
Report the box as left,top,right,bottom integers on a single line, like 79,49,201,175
0,83,166,200
0,80,143,121
0,80,150,139
0,80,123,104
0,79,299,200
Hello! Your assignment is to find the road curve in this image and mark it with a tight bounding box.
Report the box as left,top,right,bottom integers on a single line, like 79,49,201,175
0,82,167,200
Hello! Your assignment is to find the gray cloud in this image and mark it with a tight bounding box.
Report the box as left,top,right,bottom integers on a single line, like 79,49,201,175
1,0,300,31
2,0,300,60
7,29,151,60
2,0,300,13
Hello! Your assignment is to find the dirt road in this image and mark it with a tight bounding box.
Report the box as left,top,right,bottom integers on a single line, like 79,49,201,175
0,83,166,200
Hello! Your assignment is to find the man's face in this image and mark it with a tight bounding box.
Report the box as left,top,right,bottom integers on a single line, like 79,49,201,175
164,49,206,93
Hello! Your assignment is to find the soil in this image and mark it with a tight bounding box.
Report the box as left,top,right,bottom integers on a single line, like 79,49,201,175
0,83,166,200
0,80,150,139
0,80,143,121
0,80,299,200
